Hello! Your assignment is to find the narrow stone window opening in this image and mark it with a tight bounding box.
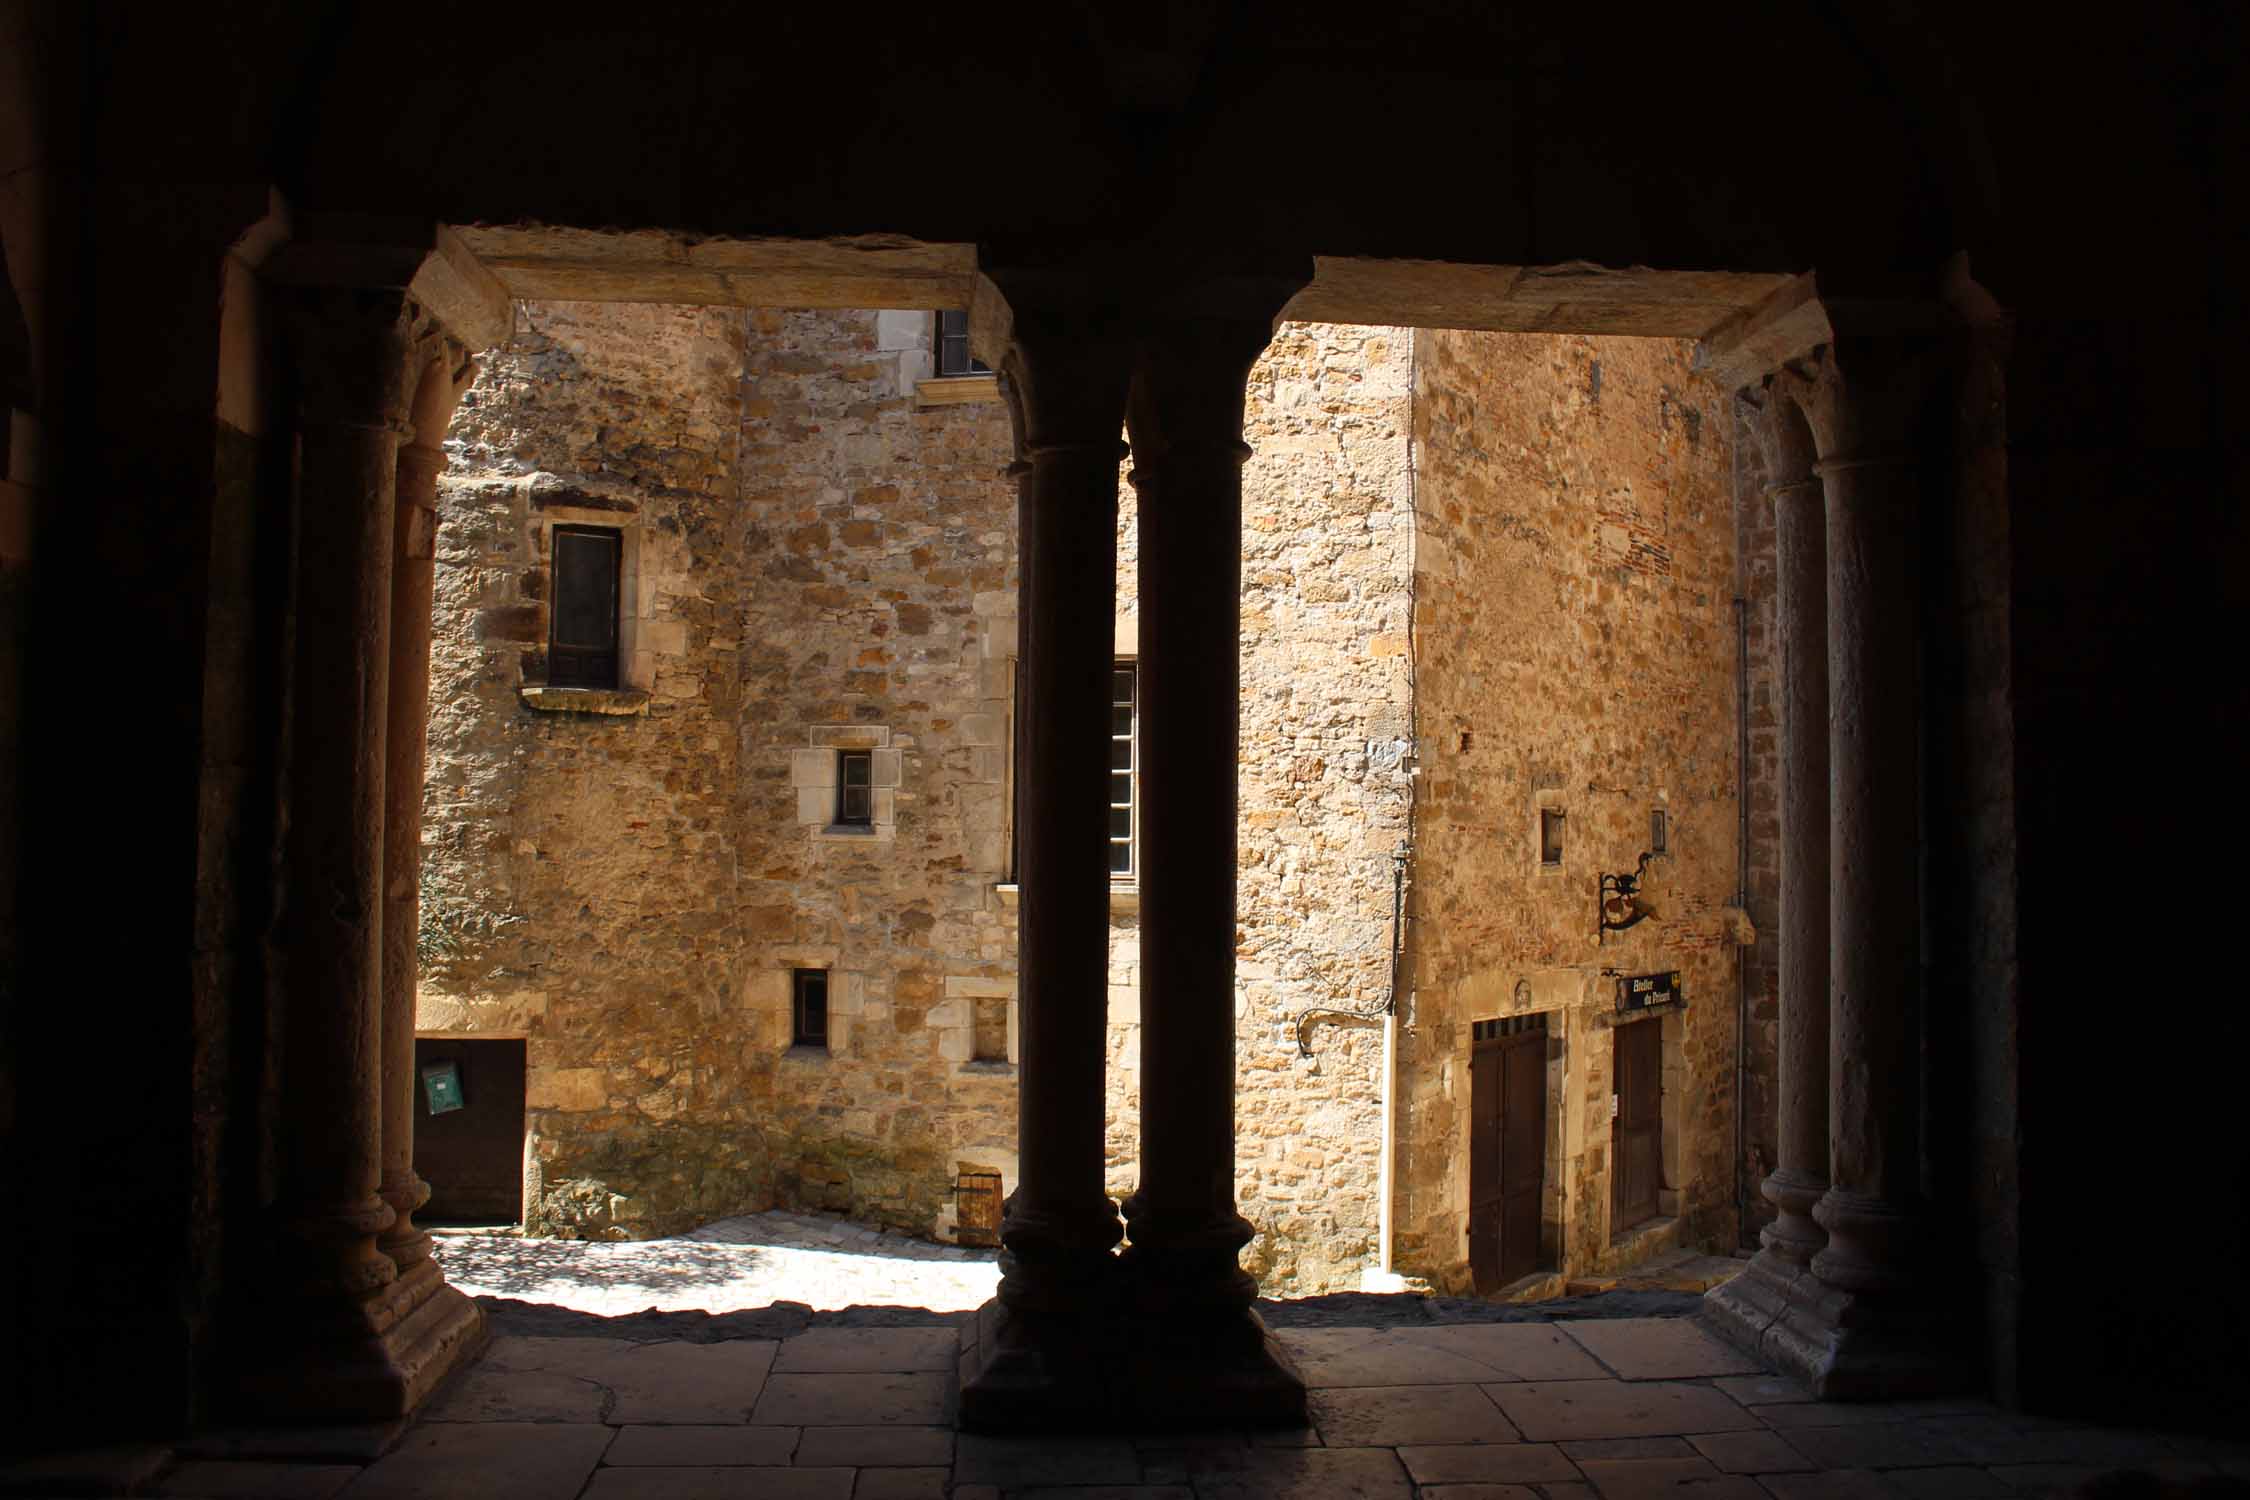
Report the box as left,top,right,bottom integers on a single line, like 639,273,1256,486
792,969,829,1050
1650,808,1668,856
1540,807,1565,867
971,997,1008,1063
1110,662,1136,878
835,749,873,827
549,524,622,689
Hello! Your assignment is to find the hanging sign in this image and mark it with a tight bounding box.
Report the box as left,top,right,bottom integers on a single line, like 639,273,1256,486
1615,971,1681,1013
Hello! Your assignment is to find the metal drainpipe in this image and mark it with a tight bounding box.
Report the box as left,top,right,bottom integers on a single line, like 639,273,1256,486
1731,391,1755,1249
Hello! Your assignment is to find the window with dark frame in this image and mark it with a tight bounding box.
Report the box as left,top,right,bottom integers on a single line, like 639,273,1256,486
835,749,873,827
549,525,622,689
1540,807,1566,867
791,969,829,1049
934,309,989,377
1650,808,1669,856
1110,663,1136,878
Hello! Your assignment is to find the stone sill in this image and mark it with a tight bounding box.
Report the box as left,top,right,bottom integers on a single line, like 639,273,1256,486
914,374,1001,407
519,686,651,717
780,1045,831,1064
813,824,894,844
990,882,1138,912
1593,998,1688,1028
958,1060,1015,1077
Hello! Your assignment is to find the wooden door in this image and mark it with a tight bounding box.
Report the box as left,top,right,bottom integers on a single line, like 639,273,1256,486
1612,1018,1664,1232
1499,1034,1546,1280
1470,1015,1549,1292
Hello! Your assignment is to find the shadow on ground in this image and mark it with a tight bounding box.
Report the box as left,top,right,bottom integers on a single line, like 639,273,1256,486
475,1286,1708,1343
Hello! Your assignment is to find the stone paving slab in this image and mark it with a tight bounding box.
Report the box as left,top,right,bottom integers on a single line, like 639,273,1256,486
790,1424,953,1466
772,1326,960,1373
337,1423,612,1500
601,1426,799,1466
953,1434,1140,1487
1185,1446,1415,1499
580,1466,853,1499
849,1467,950,1499
1484,1379,1761,1442
1685,1429,1817,1474
1573,1455,1768,1497
1757,1470,1901,1498
154,1459,361,1497
1397,1443,1583,1484
1391,1323,1610,1381
1413,1486,1540,1500
603,1339,779,1424
1555,1316,1765,1380
1307,1385,1521,1447
1272,1328,1519,1388
750,1372,950,1427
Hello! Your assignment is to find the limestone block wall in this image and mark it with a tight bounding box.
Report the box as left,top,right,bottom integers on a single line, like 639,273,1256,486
1396,329,1744,1294
727,307,1023,1238
421,301,762,1238
1103,322,1415,1294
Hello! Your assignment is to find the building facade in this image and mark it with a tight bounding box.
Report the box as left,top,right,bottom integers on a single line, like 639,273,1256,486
418,301,1747,1297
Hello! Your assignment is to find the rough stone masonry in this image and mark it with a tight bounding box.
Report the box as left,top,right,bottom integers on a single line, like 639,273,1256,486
419,301,1748,1298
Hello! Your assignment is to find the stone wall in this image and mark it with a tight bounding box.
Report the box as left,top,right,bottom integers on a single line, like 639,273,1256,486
1396,329,1744,1294
422,300,763,1238
1731,396,1780,1242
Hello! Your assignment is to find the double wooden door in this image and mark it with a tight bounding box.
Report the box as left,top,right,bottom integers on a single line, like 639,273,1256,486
1611,1017,1664,1232
1469,1019,1548,1292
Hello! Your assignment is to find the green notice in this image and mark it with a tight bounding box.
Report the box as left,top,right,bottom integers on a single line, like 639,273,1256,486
421,1061,464,1115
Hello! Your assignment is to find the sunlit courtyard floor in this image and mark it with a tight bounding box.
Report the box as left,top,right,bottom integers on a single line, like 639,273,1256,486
431,1209,1003,1316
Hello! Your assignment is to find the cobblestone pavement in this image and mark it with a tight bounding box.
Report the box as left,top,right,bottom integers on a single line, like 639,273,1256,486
430,1210,1002,1316
30,1316,2246,1499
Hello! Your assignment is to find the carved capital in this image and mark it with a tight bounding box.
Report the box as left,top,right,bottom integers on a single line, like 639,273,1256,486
279,286,442,435
1125,314,1282,472
1781,337,1948,470
1742,380,1821,498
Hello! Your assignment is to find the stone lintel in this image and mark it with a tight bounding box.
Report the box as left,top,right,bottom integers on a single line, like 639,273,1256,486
269,219,512,351
452,225,977,312
1287,257,1796,338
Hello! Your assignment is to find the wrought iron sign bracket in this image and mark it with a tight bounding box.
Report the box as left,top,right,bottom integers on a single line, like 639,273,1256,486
1598,852,1654,943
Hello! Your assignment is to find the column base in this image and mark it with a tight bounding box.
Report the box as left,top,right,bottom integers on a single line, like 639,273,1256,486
239,1257,488,1423
1701,1253,1969,1401
957,1297,1306,1433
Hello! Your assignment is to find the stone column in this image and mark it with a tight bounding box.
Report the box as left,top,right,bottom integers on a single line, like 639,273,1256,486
1791,338,1959,1397
959,305,1131,1431
376,347,475,1278
1805,342,1928,1299
1118,315,1304,1427
1704,384,1835,1368
251,288,483,1420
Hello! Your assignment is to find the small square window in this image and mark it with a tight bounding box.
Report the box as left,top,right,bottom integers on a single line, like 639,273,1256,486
836,749,873,827
935,309,989,377
792,969,829,1049
1540,808,1566,867
1650,809,1669,856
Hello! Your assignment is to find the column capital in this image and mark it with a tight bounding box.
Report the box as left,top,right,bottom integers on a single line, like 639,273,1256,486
274,285,444,436
269,219,512,352
1776,339,1948,473
1741,382,1820,500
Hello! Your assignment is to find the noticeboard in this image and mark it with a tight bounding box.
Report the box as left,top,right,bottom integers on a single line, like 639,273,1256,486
421,1060,465,1115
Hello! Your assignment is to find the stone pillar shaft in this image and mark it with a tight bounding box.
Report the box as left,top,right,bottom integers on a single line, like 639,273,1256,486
1763,469,1832,1263
998,331,1128,1305
375,428,447,1274
1811,442,1925,1292
279,402,405,1306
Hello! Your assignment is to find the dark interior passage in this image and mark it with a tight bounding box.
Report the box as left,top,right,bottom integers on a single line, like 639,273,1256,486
413,1037,526,1224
